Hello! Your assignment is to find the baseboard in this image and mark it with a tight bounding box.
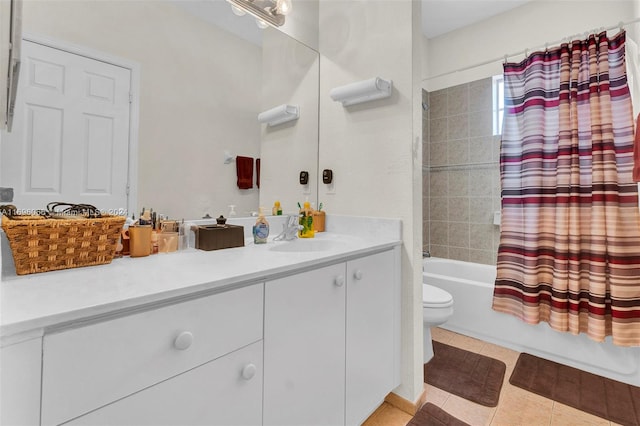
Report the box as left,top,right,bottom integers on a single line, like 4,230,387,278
384,388,427,415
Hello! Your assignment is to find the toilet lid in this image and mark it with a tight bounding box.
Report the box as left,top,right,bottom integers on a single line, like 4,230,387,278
422,284,453,308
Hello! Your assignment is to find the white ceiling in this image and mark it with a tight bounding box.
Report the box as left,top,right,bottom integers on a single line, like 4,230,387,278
174,0,533,45
422,0,533,39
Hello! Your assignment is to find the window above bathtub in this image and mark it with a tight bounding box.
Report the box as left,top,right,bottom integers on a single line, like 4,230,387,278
492,75,504,136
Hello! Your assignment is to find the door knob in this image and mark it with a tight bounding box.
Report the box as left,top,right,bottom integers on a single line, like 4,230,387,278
242,363,257,380
354,270,364,280
174,331,194,350
334,275,345,287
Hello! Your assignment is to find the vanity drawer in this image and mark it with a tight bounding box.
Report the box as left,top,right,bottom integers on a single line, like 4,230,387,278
41,283,263,426
64,341,263,426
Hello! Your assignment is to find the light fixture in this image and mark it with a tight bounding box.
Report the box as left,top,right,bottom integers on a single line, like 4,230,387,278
226,0,289,28
275,0,292,15
329,77,393,106
231,4,246,16
258,104,300,127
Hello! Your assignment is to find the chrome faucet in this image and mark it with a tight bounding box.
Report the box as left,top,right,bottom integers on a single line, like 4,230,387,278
273,215,302,241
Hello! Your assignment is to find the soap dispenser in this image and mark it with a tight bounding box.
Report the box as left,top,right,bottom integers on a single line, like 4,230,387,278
253,207,269,244
298,201,314,238
272,201,283,216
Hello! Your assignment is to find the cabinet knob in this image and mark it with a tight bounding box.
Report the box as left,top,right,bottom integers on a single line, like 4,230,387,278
334,275,345,287
354,270,364,280
242,363,257,380
174,331,194,350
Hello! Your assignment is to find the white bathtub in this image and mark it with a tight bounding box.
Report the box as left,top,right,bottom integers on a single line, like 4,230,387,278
423,257,640,387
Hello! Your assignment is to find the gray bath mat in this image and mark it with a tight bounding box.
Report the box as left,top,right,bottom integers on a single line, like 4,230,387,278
424,341,506,407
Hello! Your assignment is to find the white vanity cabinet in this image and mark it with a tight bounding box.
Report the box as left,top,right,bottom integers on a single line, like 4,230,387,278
1,224,402,426
263,249,400,426
40,283,264,426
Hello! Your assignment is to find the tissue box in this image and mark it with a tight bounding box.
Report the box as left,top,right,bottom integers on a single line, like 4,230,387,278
195,224,244,251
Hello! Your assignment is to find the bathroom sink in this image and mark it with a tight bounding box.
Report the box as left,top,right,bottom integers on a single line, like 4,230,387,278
268,239,341,253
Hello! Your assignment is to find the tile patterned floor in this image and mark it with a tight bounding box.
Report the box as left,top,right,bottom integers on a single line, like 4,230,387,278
363,327,624,426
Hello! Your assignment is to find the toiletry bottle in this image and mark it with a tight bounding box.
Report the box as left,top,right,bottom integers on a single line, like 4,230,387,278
313,202,326,233
150,229,159,254
253,208,269,244
298,201,314,238
178,219,187,250
272,201,282,216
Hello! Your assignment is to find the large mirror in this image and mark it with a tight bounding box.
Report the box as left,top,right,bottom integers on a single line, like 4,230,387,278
0,0,319,220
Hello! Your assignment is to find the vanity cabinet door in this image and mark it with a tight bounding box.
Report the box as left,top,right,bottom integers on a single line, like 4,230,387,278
0,337,42,426
263,263,346,426
346,249,400,426
64,341,263,426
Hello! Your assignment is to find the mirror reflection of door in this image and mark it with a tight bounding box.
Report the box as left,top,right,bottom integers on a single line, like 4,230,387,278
1,39,132,214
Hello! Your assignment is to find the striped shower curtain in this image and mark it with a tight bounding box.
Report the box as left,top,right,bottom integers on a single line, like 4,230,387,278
492,31,640,347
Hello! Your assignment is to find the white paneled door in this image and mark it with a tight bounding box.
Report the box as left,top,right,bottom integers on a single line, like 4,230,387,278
1,40,131,214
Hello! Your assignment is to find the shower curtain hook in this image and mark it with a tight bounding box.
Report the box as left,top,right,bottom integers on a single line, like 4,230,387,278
503,54,508,64
619,21,624,31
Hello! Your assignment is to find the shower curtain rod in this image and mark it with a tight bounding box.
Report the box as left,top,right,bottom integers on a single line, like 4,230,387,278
423,17,640,81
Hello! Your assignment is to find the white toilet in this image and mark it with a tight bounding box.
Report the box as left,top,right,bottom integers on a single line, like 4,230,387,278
422,283,454,363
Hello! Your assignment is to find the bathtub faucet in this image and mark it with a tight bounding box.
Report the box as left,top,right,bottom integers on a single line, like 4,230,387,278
423,251,431,258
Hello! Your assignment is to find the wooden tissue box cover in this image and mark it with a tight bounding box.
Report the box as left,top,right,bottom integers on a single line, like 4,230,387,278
195,224,245,251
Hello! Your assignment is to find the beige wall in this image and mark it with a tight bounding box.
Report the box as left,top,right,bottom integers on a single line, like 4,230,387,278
424,0,636,92
22,0,261,219
318,0,424,402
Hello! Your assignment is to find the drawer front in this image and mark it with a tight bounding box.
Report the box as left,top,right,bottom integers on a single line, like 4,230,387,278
64,341,263,426
42,283,263,426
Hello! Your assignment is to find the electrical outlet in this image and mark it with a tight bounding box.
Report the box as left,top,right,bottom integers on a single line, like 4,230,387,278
326,182,336,195
493,211,501,225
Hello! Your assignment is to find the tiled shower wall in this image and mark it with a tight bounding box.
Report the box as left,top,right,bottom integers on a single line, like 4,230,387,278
422,78,502,265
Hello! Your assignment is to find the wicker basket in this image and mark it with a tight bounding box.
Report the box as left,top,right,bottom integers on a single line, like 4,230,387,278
1,214,126,275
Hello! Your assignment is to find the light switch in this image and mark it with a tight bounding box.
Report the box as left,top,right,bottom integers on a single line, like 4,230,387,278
299,171,309,185
0,187,13,202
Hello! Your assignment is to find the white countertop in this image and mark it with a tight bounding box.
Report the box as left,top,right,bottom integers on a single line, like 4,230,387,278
1,215,401,341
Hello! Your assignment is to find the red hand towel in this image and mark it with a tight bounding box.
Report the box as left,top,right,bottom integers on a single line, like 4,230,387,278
634,113,640,182
256,158,261,188
236,156,254,189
